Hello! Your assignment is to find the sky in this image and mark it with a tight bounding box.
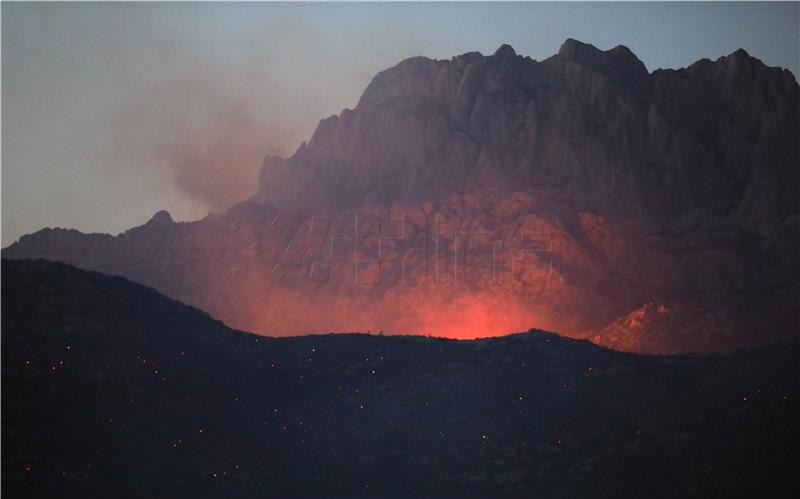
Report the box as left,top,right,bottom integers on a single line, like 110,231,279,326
2,1,798,245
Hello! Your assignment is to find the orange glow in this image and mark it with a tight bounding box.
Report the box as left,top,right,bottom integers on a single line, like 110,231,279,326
201,281,573,341
173,193,619,343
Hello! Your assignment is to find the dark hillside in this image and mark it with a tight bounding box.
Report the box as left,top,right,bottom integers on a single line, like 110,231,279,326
2,259,798,498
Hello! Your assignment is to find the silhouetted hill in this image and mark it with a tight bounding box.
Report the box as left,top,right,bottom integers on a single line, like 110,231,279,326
2,258,798,498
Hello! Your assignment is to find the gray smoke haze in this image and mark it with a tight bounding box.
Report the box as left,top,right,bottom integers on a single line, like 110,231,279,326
108,4,425,215
2,3,426,241
111,42,305,214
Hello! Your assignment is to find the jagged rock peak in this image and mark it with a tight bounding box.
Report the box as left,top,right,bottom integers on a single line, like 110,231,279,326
557,38,648,82
493,44,517,58
558,38,600,58
731,48,751,58
720,47,762,70
609,44,638,60
720,48,758,66
559,38,643,63
146,210,173,226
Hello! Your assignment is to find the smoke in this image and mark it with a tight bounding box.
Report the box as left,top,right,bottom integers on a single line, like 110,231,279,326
108,4,426,216
3,2,429,241
113,64,301,213
106,5,432,217
110,30,315,214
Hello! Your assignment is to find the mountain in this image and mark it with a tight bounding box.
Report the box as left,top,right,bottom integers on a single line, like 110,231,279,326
4,40,799,353
260,40,799,226
2,258,798,498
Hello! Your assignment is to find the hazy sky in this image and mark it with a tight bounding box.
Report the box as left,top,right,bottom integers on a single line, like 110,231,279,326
3,1,798,245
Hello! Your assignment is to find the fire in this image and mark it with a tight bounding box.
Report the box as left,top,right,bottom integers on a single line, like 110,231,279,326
223,285,560,340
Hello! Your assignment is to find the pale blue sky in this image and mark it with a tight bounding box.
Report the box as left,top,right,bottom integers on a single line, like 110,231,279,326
3,2,798,244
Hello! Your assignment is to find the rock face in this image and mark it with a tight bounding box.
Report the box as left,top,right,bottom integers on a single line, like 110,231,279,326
4,40,799,353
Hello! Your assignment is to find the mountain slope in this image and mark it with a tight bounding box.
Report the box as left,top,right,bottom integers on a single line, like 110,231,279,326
2,258,799,498
4,40,799,352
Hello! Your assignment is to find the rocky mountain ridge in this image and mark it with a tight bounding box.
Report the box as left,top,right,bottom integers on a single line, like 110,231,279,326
4,40,799,353
258,39,798,231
